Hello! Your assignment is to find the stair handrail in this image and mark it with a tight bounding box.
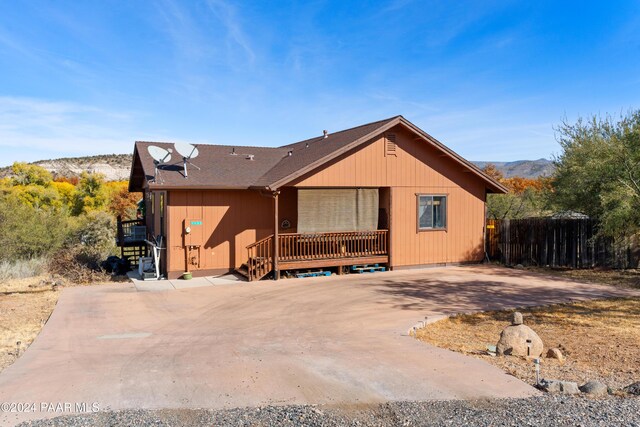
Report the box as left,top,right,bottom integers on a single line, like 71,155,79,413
246,234,274,281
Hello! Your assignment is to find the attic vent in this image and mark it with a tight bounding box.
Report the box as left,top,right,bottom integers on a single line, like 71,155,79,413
385,133,397,156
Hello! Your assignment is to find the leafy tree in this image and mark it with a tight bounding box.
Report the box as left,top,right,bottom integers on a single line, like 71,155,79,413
10,162,52,186
483,165,549,219
73,172,108,214
551,111,640,238
50,181,77,210
105,181,140,219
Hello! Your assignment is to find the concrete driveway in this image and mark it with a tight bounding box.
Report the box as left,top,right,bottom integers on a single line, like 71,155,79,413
1,266,638,425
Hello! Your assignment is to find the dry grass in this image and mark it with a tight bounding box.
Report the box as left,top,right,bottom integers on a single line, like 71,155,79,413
0,280,59,371
526,267,640,290
0,258,48,281
0,275,123,373
417,297,640,390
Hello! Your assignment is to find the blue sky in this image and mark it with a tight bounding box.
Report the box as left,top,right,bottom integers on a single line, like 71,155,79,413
1,1,639,166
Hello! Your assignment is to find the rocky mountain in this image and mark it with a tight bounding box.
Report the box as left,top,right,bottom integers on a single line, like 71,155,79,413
473,159,555,179
0,154,132,181
1,154,555,181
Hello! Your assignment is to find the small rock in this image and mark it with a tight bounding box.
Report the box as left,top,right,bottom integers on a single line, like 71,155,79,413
496,324,543,357
579,381,608,396
623,382,640,396
515,264,524,269
546,348,564,363
511,312,523,325
539,379,580,395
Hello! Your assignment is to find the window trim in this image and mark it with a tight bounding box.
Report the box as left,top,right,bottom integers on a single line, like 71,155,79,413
416,193,448,232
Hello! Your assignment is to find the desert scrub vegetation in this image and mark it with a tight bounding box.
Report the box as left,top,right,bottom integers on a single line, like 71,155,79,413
0,162,139,282
0,258,48,281
417,295,640,390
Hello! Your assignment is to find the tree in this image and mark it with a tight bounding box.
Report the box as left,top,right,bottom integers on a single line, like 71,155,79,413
10,162,52,186
105,181,140,219
550,111,640,238
73,172,108,214
483,165,549,219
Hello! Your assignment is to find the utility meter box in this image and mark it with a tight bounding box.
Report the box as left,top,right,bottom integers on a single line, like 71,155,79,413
183,218,204,247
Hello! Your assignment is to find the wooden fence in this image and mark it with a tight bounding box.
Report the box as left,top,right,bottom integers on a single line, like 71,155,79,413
486,218,638,269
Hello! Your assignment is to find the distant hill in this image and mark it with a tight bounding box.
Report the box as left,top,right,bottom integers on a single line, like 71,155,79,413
0,154,555,182
0,154,132,181
472,159,554,179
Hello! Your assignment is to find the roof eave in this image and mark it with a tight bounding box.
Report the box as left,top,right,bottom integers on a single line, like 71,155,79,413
146,184,254,191
398,118,508,194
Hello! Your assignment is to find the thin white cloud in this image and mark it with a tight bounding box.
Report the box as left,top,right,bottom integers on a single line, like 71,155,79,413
206,0,255,64
0,97,136,155
155,0,213,61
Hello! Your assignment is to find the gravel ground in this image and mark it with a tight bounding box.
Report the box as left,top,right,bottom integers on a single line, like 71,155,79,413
18,396,640,427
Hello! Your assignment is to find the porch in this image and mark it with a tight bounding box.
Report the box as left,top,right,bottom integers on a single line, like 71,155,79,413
238,229,389,281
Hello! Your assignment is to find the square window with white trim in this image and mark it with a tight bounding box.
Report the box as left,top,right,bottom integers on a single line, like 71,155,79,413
418,195,447,230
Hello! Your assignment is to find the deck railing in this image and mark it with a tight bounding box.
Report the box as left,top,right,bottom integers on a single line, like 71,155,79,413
116,216,146,245
246,230,389,281
278,230,388,262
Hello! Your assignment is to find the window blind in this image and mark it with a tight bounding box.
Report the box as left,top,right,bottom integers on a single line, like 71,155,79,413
297,189,379,233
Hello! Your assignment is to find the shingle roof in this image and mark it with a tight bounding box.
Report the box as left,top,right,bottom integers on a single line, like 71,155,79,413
130,115,507,193
131,142,289,190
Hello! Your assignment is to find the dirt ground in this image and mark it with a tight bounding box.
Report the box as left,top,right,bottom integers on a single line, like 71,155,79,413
416,295,640,391
0,276,60,371
0,275,127,372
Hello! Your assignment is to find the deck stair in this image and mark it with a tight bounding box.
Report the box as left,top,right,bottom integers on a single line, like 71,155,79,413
121,244,146,268
351,264,386,274
236,256,272,281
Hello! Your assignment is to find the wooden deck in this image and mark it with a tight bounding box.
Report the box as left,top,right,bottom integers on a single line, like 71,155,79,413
242,230,389,281
116,217,147,267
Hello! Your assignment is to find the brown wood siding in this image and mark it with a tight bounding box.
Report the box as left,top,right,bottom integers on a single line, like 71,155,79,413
278,187,298,233
290,125,486,266
166,190,273,274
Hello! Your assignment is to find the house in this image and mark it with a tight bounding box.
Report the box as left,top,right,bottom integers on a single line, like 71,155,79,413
123,115,507,280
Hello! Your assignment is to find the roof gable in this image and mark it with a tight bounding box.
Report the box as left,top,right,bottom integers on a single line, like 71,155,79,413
257,116,507,193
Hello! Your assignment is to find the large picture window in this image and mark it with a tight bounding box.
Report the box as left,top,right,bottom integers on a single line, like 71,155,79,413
418,195,447,230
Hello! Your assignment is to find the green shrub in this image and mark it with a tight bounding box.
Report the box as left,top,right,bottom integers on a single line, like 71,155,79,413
0,196,71,262
73,211,117,259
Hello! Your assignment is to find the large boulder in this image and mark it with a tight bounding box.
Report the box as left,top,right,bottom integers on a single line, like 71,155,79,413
496,324,543,357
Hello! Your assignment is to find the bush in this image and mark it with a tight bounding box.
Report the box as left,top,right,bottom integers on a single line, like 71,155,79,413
73,211,117,259
0,197,71,261
0,257,48,280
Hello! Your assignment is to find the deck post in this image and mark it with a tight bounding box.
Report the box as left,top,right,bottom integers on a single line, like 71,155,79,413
273,191,280,280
